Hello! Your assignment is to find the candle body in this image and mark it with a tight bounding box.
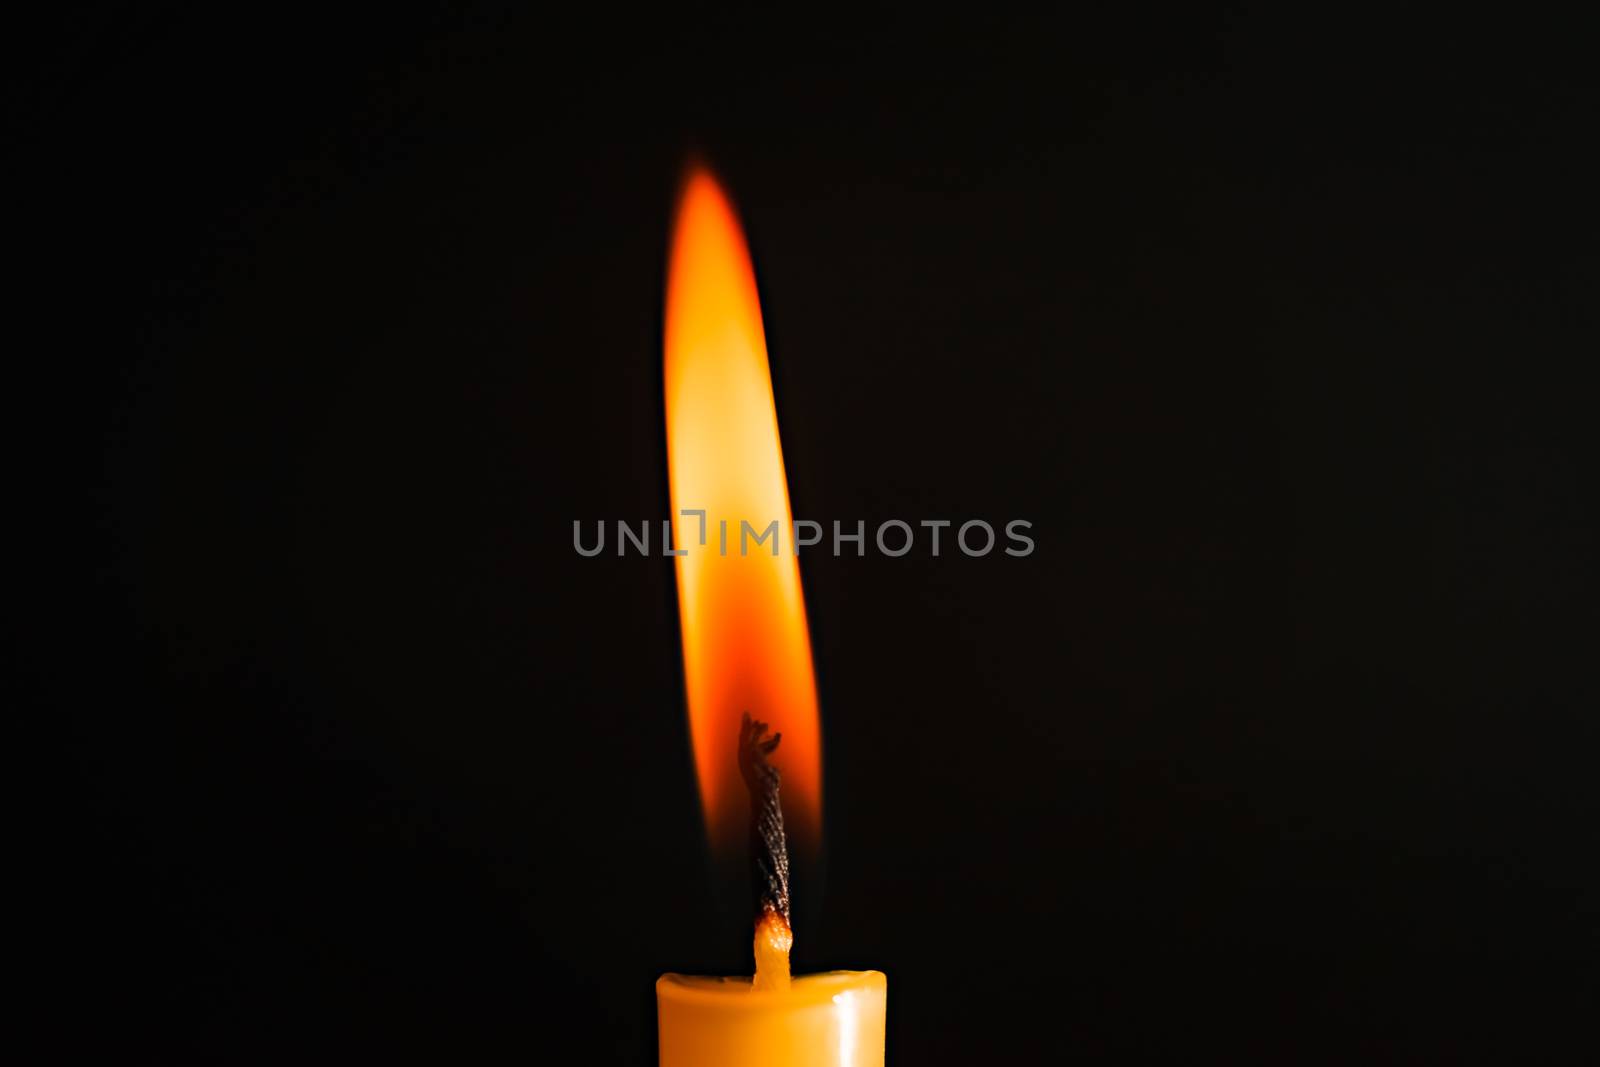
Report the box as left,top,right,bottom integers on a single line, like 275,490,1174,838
656,971,886,1067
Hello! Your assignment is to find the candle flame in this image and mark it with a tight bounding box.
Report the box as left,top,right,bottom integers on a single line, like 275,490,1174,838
665,163,822,859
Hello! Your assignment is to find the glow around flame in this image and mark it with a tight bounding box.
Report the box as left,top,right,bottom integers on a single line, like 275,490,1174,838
665,164,821,856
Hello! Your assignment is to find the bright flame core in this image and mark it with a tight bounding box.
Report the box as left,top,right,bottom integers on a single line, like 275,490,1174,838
665,165,821,856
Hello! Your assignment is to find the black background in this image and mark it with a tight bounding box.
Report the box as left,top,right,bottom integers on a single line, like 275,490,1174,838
16,6,1598,1063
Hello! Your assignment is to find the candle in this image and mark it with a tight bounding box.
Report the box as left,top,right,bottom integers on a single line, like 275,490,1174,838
657,971,887,1067
657,718,885,1066
659,166,887,1065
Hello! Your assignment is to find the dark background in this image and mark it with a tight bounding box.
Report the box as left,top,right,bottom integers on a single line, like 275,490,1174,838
16,6,1597,1063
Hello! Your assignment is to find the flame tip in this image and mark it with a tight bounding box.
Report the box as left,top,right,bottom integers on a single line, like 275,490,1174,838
674,155,727,205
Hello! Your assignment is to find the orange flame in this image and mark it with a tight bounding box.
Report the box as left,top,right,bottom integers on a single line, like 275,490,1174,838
665,164,821,857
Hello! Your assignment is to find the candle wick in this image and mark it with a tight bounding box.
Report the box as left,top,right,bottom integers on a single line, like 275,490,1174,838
739,712,792,991
752,907,792,992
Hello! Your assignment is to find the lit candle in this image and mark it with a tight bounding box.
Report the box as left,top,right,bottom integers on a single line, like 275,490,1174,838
657,716,886,1066
658,165,886,1066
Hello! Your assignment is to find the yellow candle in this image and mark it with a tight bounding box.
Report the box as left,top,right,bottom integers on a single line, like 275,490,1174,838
661,164,887,1065
656,970,887,1067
